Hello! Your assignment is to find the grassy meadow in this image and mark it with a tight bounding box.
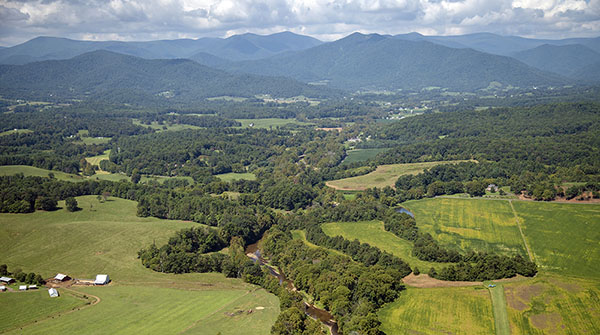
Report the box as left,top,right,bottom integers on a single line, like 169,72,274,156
0,129,33,136
403,198,527,256
488,284,510,335
342,148,388,164
0,165,84,181
215,172,257,182
379,286,495,335
503,274,600,334
235,118,312,128
321,220,445,272
0,196,279,334
85,149,110,167
513,201,600,278
326,160,470,190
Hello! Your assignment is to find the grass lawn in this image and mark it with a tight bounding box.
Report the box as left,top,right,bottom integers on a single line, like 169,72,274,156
132,120,202,132
342,148,388,164
488,284,510,335
235,118,312,128
326,160,471,191
513,201,600,278
0,289,87,333
215,172,256,182
403,198,527,256
379,286,495,335
0,196,279,334
0,165,84,181
0,129,33,136
503,274,600,334
321,220,445,272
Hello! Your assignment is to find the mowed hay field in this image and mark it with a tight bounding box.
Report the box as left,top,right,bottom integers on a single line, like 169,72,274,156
404,198,527,256
503,274,600,334
342,148,388,165
321,220,445,272
513,201,600,278
379,286,495,335
326,160,470,191
0,165,84,181
0,196,279,334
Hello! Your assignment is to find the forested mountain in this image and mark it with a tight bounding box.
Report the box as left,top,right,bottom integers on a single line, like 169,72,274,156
0,31,322,65
0,50,336,103
221,33,567,91
512,44,600,80
395,32,600,56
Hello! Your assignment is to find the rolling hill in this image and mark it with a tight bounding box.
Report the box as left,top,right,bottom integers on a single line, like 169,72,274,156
221,33,567,91
0,50,336,103
0,31,322,65
512,44,600,80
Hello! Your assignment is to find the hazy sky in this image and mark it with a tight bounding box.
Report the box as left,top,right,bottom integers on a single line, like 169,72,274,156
1,0,599,46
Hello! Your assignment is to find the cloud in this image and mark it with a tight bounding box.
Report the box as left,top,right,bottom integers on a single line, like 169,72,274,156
0,0,598,46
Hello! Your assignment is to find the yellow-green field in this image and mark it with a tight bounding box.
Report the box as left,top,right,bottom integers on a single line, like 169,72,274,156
215,172,256,182
132,120,202,132
379,286,495,335
342,148,388,164
0,128,33,136
321,220,445,272
0,196,279,334
326,160,471,190
504,274,600,334
514,201,600,278
85,149,110,166
404,198,527,256
0,165,84,181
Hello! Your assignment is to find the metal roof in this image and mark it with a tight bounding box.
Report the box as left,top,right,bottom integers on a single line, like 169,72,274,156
55,273,68,280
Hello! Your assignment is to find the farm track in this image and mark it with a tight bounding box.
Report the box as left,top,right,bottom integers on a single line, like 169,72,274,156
509,200,534,262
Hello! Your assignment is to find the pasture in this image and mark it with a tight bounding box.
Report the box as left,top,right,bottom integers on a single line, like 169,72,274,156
403,198,527,256
321,220,445,272
341,148,388,164
0,129,33,136
326,160,470,191
0,196,279,334
503,274,600,334
216,172,256,182
379,286,495,335
514,201,600,278
85,149,110,167
0,165,83,181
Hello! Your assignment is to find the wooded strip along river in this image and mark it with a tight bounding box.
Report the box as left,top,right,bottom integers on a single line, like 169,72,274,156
246,242,339,335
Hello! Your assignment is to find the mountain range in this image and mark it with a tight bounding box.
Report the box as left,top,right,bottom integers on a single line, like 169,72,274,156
0,31,599,101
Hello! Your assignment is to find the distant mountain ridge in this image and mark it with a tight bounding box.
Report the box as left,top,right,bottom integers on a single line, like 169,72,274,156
512,44,600,79
0,31,322,65
0,50,337,104
218,33,568,91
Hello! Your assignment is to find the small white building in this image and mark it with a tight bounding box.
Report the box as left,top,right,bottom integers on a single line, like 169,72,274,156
28,285,38,289
0,285,6,291
54,273,70,282
0,276,15,284
48,288,59,297
94,274,110,285
19,285,27,291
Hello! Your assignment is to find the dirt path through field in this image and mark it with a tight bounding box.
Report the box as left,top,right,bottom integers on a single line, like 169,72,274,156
509,200,534,262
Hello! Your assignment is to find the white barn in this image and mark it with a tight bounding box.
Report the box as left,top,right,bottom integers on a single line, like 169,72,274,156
94,274,110,285
0,276,15,284
48,288,59,297
54,273,70,281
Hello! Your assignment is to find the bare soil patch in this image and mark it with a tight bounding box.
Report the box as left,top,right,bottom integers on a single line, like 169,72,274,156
504,287,528,311
402,273,481,288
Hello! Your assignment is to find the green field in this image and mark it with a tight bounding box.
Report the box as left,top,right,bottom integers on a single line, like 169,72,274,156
0,165,84,181
235,118,312,128
326,160,471,190
85,149,110,166
514,201,600,278
215,172,256,182
321,220,445,272
379,286,495,335
504,274,600,334
0,128,33,136
133,120,202,132
0,289,87,333
488,284,510,335
342,148,388,164
404,198,527,256
0,196,279,334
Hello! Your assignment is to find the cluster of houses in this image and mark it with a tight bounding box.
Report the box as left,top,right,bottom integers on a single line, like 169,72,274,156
0,273,110,297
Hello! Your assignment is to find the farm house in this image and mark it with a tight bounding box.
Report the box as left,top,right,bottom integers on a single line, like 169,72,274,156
0,276,15,284
94,274,110,285
48,288,59,297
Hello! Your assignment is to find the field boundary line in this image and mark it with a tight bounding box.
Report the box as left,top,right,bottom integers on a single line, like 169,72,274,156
509,200,534,262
